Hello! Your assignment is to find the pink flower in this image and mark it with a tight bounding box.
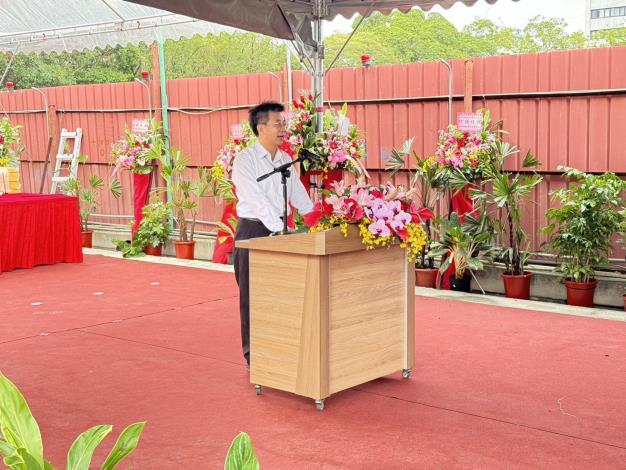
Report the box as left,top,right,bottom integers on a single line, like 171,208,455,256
369,219,391,237
329,149,348,167
390,210,411,231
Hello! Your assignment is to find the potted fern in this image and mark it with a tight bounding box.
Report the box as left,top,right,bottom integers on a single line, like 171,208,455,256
544,167,625,307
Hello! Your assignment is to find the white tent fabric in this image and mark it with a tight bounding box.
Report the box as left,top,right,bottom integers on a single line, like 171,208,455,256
0,0,232,53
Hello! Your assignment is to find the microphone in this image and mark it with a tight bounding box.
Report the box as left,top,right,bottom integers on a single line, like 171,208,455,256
297,148,322,163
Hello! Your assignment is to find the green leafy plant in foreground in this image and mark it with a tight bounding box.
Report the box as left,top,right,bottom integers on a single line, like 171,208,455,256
0,371,145,470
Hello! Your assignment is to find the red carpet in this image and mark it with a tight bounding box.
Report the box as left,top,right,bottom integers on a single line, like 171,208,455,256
1,255,625,469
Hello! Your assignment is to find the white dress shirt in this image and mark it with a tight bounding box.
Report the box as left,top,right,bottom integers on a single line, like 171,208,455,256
232,141,314,232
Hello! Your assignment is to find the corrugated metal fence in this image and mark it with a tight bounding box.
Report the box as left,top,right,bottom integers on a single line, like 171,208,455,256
2,46,625,254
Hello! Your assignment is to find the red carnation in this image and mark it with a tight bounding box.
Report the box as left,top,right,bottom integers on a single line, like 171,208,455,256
370,188,383,199
0,135,4,144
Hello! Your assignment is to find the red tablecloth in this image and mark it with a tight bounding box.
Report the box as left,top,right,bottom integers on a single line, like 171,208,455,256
0,193,83,273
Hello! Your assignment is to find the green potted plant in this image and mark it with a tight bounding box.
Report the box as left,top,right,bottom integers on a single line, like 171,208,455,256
65,174,104,248
544,167,625,307
452,141,543,299
160,148,211,260
387,138,443,288
428,212,496,292
135,198,172,256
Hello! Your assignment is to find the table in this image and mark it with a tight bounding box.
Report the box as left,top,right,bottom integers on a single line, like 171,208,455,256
0,193,83,273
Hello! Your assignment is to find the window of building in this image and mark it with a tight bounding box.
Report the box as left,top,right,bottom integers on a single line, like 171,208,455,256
591,6,626,19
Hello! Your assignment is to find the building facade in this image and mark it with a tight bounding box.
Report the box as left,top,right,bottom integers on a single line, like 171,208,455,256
586,0,626,36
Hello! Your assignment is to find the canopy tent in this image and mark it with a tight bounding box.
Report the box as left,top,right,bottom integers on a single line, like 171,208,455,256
123,0,517,49
0,0,232,53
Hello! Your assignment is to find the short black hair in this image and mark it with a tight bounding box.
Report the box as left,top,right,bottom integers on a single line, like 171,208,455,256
248,101,285,136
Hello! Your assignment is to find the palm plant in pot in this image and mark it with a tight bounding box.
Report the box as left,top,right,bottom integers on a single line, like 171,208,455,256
452,141,543,299
387,138,443,288
65,175,103,248
160,148,212,260
428,211,496,292
544,167,626,307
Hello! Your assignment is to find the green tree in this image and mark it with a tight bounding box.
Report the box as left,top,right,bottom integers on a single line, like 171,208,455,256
164,32,289,78
515,16,587,53
324,31,400,67
591,27,626,46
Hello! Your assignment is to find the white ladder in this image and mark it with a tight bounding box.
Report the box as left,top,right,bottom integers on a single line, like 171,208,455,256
50,128,82,194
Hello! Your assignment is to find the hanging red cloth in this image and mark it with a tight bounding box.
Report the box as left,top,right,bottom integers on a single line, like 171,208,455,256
211,200,238,264
441,185,475,289
132,172,152,236
300,169,343,200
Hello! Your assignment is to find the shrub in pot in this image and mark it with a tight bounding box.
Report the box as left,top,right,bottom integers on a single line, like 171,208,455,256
387,138,442,287
544,167,625,307
136,199,172,256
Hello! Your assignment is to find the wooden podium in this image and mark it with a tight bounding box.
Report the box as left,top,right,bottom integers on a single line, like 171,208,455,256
236,226,415,410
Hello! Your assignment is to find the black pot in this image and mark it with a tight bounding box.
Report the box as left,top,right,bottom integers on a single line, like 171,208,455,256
450,275,471,292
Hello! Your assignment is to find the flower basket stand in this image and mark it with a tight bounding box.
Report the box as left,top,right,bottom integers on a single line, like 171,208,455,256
237,226,415,411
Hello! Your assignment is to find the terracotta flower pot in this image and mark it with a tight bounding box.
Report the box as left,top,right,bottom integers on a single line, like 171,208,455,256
501,272,533,300
174,240,195,260
144,244,162,256
449,274,471,293
563,279,597,308
415,268,438,288
81,231,93,248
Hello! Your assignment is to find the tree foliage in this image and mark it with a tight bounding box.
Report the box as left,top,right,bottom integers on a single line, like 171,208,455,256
1,13,624,88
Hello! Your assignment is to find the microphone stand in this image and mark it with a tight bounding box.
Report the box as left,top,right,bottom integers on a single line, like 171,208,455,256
256,149,321,235
256,155,304,235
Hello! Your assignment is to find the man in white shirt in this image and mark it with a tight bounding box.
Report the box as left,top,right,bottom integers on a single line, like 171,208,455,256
232,101,314,367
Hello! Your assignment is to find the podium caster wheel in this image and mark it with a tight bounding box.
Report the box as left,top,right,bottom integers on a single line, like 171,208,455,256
255,385,262,395
315,399,325,411
402,368,412,379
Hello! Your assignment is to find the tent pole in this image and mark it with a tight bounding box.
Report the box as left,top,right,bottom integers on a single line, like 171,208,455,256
312,16,324,133
156,32,173,206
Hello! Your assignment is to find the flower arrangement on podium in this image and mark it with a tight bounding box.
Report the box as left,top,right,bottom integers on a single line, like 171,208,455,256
0,117,24,194
303,180,432,261
286,94,367,176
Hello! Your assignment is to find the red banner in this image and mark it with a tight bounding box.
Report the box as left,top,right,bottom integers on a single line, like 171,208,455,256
441,185,475,289
132,172,152,236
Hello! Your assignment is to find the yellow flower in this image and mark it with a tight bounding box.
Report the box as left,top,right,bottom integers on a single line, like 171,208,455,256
209,164,226,181
0,156,10,167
